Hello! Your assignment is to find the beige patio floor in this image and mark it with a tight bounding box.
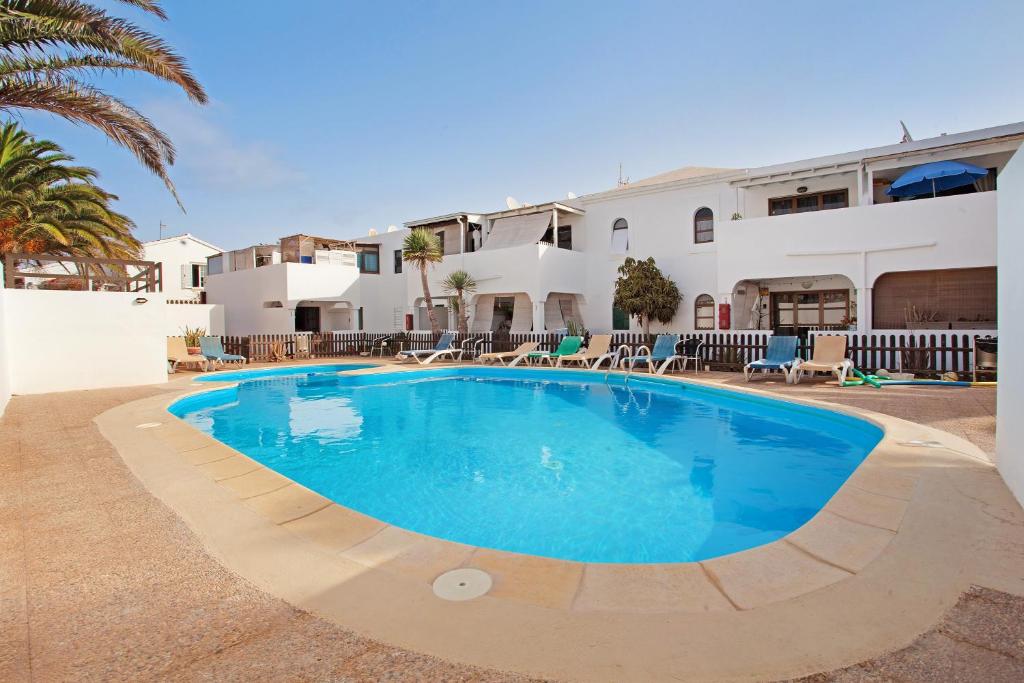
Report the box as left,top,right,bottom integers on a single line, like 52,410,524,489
1,362,1021,681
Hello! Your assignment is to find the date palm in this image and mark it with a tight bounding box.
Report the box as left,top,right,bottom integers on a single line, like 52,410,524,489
441,269,477,336
402,228,443,334
0,121,140,257
0,0,207,208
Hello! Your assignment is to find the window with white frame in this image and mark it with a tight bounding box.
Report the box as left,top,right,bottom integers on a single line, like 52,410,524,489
610,218,629,254
182,263,207,289
695,294,715,329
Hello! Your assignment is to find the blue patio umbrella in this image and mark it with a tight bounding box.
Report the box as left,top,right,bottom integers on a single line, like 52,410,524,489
886,160,988,198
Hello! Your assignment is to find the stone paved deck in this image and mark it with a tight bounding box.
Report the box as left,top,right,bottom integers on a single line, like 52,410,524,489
0,365,1019,681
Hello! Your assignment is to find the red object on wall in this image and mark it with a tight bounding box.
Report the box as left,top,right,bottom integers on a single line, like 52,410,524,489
404,313,414,331
718,303,731,330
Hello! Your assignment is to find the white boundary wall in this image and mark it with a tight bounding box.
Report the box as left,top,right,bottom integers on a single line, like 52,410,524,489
0,270,10,416
997,152,1023,505
165,303,225,337
3,289,167,395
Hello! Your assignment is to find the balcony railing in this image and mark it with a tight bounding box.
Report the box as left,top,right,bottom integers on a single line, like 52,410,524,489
3,253,162,292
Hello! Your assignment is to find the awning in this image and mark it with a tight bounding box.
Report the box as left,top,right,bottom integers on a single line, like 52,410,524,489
480,212,551,251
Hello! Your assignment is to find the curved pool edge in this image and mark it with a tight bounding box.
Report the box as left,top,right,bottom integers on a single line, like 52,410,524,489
94,362,999,681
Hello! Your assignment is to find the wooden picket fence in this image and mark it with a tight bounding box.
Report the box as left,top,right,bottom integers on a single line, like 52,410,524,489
219,329,995,378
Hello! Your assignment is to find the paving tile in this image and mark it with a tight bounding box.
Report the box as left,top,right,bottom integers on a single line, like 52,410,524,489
701,540,850,610
243,483,331,524
468,548,583,610
281,503,386,551
826,485,908,532
196,454,262,481
788,510,895,573
573,562,734,613
342,526,473,584
217,466,293,499
178,442,237,465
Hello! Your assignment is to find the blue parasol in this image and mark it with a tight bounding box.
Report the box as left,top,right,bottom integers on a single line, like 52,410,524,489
886,160,988,198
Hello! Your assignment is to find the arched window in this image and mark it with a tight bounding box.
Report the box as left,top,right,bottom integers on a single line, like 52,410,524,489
695,294,715,330
694,207,714,244
611,218,629,254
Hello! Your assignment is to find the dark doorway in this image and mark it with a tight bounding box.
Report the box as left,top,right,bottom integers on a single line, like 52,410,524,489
295,306,321,333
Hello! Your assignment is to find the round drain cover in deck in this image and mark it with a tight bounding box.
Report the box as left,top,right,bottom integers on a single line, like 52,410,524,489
432,568,492,601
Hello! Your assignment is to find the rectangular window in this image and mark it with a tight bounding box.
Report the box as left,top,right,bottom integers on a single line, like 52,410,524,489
769,189,849,216
612,306,630,331
357,306,364,331
190,263,206,288
557,225,572,250
435,229,445,255
541,225,573,250
770,289,850,334
358,246,380,274
393,249,403,274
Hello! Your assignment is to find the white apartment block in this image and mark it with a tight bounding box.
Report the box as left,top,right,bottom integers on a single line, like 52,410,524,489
204,122,1020,337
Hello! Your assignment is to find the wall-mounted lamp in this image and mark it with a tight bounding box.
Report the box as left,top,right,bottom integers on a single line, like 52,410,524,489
796,186,808,194
134,297,148,304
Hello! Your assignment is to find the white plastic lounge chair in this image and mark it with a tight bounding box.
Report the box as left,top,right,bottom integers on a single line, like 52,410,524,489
791,335,852,384
476,341,539,365
556,335,616,369
618,335,683,376
396,332,461,364
744,336,800,382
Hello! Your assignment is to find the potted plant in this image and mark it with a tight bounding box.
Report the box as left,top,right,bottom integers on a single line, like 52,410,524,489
182,326,206,355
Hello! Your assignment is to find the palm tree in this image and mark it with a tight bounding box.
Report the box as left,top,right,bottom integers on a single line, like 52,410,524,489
402,228,443,334
441,269,477,336
0,0,207,208
0,121,141,258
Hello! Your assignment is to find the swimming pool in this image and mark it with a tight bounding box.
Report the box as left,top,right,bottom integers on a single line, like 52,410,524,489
193,363,378,382
170,368,883,563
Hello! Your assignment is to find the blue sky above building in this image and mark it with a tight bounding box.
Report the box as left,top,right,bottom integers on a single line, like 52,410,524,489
18,0,1024,248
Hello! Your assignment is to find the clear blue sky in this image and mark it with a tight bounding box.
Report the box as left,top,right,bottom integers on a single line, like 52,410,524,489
17,0,1024,249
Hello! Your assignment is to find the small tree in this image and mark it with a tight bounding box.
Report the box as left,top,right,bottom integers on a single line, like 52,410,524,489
441,269,477,336
402,229,443,334
613,257,682,336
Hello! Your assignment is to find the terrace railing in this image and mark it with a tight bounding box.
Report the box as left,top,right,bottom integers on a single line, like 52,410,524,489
3,253,162,293
218,329,995,378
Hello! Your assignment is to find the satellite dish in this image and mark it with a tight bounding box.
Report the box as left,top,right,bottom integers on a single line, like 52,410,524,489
368,228,378,236
386,225,398,232
566,192,577,199
505,196,521,210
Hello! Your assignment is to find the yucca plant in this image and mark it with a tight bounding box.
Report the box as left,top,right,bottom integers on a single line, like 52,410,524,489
0,0,207,207
441,269,477,335
181,325,205,350
402,229,443,334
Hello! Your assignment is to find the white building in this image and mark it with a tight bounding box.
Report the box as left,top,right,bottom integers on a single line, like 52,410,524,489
141,233,223,302
206,121,1021,337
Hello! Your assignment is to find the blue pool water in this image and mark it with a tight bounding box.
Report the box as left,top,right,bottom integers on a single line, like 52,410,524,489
170,368,883,563
194,363,378,382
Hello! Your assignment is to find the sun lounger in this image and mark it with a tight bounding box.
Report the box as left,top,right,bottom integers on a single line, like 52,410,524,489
744,336,799,381
791,335,852,384
167,337,209,372
556,335,616,369
510,336,582,367
199,336,247,367
619,334,683,375
476,341,539,365
396,331,461,364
